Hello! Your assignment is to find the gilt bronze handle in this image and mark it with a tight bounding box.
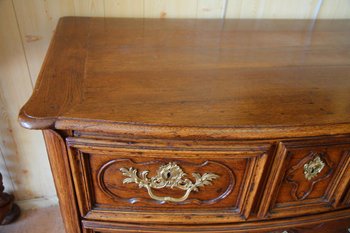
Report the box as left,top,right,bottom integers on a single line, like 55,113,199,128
120,162,219,203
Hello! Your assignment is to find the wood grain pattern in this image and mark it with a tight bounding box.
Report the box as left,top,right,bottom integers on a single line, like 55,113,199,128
19,18,350,140
258,137,350,219
0,0,56,201
318,0,350,19
74,0,105,17
343,185,350,207
144,0,198,18
0,92,15,194
42,130,81,233
0,0,350,205
285,151,334,201
197,0,226,18
225,0,322,19
16,16,350,233
67,137,269,223
82,209,350,232
12,0,75,84
98,159,233,205
104,0,144,17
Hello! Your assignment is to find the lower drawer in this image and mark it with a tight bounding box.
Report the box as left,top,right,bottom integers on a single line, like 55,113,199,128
67,138,270,224
82,209,350,233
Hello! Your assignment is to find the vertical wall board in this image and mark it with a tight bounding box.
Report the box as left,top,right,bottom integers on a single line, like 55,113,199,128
105,0,144,17
197,0,226,18
73,0,105,17
0,151,13,194
318,0,350,18
0,93,15,194
0,0,56,200
225,0,322,19
144,0,198,18
12,0,75,85
224,0,244,19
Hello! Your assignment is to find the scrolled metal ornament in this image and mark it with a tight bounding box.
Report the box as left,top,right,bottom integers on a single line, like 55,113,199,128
120,162,219,203
304,156,325,181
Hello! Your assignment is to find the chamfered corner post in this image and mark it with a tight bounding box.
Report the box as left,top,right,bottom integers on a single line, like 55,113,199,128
43,129,81,233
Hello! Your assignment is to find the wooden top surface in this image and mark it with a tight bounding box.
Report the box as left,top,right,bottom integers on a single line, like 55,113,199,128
19,17,350,139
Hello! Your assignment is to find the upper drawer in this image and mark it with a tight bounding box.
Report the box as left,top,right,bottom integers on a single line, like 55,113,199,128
67,138,270,224
258,137,350,218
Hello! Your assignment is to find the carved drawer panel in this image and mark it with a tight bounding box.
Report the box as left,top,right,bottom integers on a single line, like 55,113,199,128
259,137,350,218
67,138,270,224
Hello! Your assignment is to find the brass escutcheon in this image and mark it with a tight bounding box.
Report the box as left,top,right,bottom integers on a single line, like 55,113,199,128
304,156,325,181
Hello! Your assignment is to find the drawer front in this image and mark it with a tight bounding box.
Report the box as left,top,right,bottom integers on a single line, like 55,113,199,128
83,213,350,233
67,138,270,224
343,189,350,206
259,137,350,218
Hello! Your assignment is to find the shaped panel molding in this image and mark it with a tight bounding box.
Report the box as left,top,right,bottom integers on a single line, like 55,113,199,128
258,137,350,219
98,159,234,205
285,152,334,201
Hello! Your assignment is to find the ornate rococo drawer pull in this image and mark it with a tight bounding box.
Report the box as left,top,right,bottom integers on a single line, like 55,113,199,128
120,162,219,203
304,156,325,180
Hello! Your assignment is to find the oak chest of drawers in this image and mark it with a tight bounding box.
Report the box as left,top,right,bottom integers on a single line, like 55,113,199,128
19,17,350,233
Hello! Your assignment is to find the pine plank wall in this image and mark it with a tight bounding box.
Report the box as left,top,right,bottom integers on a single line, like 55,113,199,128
0,0,350,209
